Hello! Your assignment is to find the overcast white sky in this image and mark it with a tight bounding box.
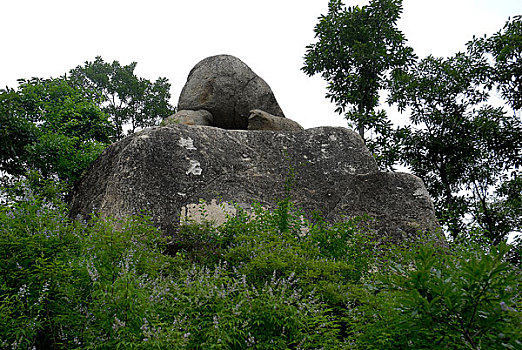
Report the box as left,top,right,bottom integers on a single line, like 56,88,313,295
1,0,521,128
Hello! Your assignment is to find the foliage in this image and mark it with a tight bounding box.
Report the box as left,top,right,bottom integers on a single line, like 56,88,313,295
367,242,521,349
162,264,340,349
302,0,414,168
389,52,522,243
68,56,175,140
0,193,348,349
0,78,111,191
1,193,520,349
0,88,38,177
304,2,521,243
1,57,175,198
465,15,522,248
468,15,522,110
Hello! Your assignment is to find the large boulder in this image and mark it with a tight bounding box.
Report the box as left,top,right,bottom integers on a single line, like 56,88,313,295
177,55,286,129
69,124,442,243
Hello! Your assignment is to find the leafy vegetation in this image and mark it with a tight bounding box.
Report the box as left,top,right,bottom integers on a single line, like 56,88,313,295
0,57,174,198
0,77,111,192
389,53,522,243
68,56,175,140
302,0,414,169
1,185,520,349
304,0,522,247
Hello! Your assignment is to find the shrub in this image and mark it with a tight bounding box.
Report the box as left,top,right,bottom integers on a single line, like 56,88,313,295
356,241,522,349
0,197,345,348
0,196,175,349
1,193,520,349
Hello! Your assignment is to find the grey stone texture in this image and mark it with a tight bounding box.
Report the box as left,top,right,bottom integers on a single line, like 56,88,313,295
248,109,304,132
69,124,442,243
161,110,213,127
177,55,285,129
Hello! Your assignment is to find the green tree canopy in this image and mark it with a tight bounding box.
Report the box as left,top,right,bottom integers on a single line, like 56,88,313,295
389,53,522,242
1,57,176,198
466,15,522,248
68,56,175,140
468,15,522,111
0,88,38,177
302,0,414,150
304,2,521,245
0,78,111,192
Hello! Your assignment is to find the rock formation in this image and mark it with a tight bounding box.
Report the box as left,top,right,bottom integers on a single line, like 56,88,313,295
248,109,304,132
161,110,213,127
177,55,287,129
69,124,441,243
69,55,442,244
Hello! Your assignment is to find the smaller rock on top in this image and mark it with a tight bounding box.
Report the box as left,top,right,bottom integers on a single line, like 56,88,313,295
177,55,286,130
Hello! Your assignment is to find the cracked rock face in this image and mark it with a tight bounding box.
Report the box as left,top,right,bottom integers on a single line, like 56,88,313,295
69,124,442,244
177,55,285,129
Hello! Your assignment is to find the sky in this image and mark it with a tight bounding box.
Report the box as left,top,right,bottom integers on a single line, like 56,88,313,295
1,0,521,129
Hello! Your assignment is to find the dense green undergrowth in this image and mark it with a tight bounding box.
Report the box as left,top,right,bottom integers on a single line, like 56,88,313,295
1,195,520,349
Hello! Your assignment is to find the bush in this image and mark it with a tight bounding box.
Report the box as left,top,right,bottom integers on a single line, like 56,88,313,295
0,196,174,349
356,241,522,349
0,197,344,348
1,194,520,349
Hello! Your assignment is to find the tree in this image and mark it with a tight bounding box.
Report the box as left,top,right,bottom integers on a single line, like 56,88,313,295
389,53,522,242
302,0,414,168
1,57,176,198
465,16,522,249
468,15,522,111
303,1,521,244
0,77,111,191
68,56,175,140
0,88,38,177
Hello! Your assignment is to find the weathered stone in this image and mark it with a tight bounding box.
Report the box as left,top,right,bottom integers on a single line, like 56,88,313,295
248,109,303,132
180,199,237,226
69,124,442,243
161,110,213,127
331,172,440,240
177,55,285,129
